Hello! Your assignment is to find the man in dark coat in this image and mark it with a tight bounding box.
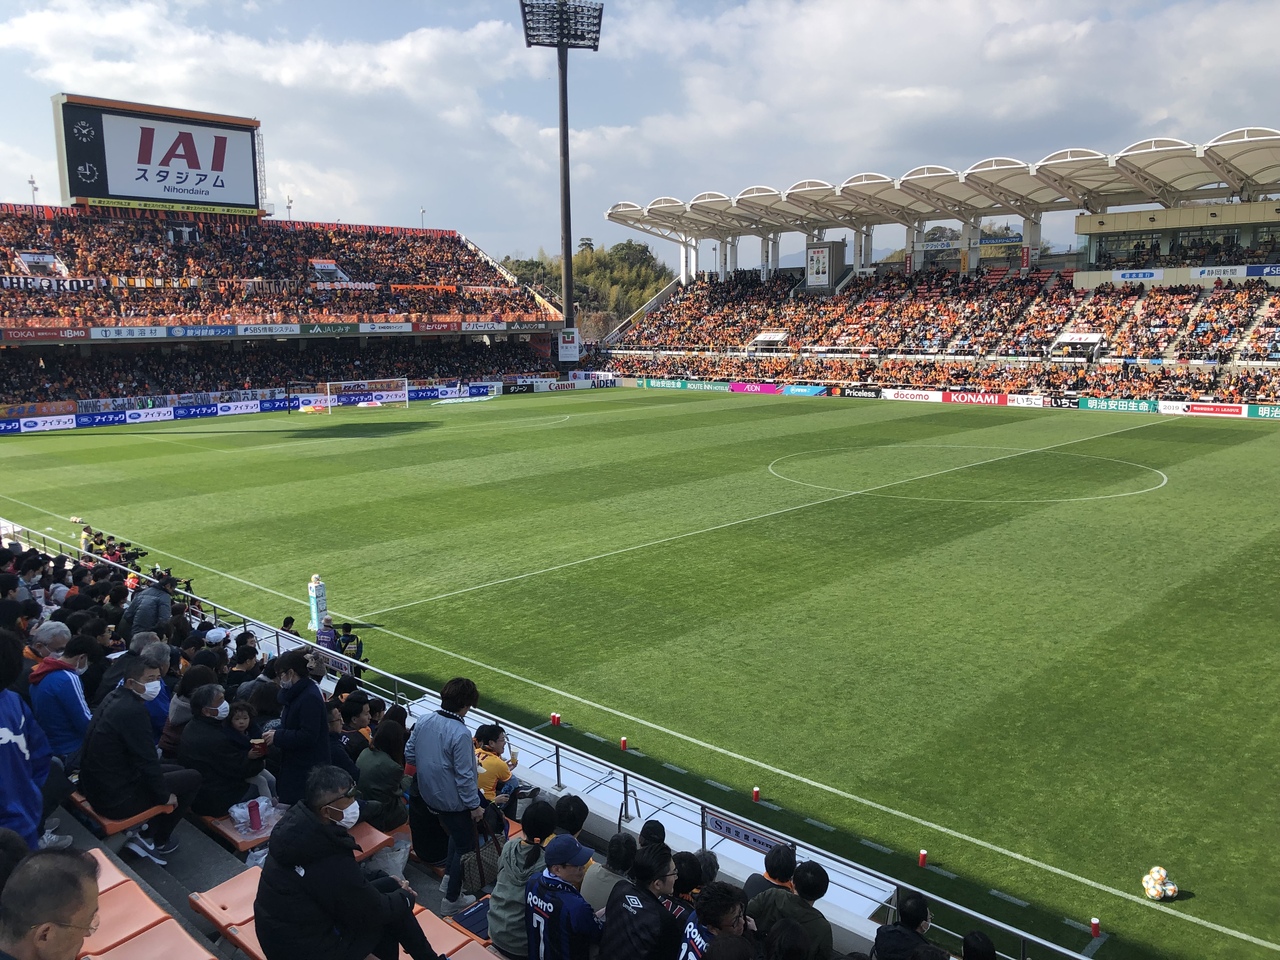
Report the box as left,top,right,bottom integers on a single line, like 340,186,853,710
599,841,684,960
272,649,329,805
253,765,445,960
871,892,933,960
78,657,201,863
177,683,270,816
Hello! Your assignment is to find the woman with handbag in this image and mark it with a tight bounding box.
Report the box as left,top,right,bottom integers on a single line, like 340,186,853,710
487,800,557,960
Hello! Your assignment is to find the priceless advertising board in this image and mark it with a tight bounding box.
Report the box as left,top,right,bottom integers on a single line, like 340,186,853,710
55,94,260,211
880,388,943,403
943,392,1007,406
828,386,881,399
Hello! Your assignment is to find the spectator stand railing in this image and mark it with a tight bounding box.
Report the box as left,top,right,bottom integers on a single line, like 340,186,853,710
0,518,1094,960
602,278,681,347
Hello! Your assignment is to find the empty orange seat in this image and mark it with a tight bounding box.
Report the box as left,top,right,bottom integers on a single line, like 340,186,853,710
447,942,497,959
400,910,469,958
86,848,129,893
223,920,266,960
71,792,175,837
188,866,262,930
77,881,167,956
86,918,217,960
350,821,393,861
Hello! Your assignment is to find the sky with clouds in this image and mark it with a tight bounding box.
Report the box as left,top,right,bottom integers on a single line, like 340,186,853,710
0,0,1277,267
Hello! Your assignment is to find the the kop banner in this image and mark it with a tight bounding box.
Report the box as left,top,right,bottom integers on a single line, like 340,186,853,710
53,94,261,212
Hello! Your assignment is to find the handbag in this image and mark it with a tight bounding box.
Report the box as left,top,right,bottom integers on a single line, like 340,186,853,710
460,814,505,894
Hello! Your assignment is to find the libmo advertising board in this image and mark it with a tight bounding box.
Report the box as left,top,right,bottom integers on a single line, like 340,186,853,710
53,93,261,212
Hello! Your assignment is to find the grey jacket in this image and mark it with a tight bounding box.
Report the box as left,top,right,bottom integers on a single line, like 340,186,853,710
405,709,479,813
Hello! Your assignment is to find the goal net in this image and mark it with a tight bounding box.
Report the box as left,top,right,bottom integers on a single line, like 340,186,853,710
287,379,410,413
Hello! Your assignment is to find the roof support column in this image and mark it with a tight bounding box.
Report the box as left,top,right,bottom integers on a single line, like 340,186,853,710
863,226,874,269
769,234,780,276
728,238,738,274
690,240,700,279
759,237,769,281
905,222,923,274
678,239,689,285
960,220,981,276
1020,217,1042,274
718,241,728,282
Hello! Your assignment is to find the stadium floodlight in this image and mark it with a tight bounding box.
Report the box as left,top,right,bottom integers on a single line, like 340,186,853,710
519,0,604,336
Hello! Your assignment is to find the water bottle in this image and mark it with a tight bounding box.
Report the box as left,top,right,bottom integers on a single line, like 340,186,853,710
248,798,262,831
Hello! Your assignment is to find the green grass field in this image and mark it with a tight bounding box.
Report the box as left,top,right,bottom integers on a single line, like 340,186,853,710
3,390,1277,958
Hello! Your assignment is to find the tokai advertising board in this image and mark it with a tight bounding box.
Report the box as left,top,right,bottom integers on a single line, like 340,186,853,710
54,94,261,213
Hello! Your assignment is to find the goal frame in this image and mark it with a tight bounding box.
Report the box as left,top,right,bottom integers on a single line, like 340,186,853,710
286,378,411,413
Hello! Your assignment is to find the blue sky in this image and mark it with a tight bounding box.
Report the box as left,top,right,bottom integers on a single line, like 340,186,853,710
1,0,1277,267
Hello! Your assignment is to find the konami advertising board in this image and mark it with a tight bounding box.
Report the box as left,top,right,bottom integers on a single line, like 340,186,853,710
54,94,261,213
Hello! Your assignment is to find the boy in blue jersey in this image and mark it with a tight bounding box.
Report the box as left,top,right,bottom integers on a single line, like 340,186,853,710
525,834,604,960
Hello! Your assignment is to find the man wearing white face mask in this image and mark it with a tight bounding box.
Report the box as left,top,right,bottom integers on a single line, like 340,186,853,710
254,765,447,960
78,658,202,865
28,635,97,762
178,683,271,817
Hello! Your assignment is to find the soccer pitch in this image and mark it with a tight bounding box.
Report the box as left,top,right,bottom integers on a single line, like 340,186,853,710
3,390,1278,959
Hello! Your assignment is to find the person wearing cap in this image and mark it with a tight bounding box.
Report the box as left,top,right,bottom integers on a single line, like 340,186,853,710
524,834,603,960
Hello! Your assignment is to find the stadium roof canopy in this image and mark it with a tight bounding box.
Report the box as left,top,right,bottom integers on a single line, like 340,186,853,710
606,127,1280,243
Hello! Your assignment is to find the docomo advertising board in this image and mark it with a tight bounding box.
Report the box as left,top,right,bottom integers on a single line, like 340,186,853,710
54,94,261,212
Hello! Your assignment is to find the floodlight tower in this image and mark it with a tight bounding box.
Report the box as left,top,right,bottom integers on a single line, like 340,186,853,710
519,0,603,331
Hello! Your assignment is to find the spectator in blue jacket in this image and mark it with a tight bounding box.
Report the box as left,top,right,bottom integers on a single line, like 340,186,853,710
405,676,481,913
525,834,603,960
0,629,53,850
28,635,97,760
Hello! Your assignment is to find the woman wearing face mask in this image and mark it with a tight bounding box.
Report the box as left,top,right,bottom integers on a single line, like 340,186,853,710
272,648,330,806
177,683,272,817
27,635,99,762
254,765,447,960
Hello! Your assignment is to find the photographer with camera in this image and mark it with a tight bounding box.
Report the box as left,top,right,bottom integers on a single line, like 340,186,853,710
119,575,175,642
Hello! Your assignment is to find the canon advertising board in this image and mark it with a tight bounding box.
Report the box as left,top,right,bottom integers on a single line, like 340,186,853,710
54,94,261,213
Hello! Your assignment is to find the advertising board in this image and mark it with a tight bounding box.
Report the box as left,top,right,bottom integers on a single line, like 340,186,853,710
54,94,261,211
880,388,943,403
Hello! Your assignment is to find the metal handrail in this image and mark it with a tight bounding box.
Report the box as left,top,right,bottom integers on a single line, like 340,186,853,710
0,518,1093,960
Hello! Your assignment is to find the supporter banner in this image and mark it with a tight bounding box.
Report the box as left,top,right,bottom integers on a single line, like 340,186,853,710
173,404,218,419
19,415,77,433
1112,269,1164,282
828,386,880,399
237,324,301,337
90,326,168,340
236,279,304,294
359,322,413,334
881,388,943,403
558,329,580,362
300,323,357,336
125,407,174,422
168,325,236,338
782,385,827,396
1048,397,1077,409
217,401,260,416
414,321,462,333
1,402,78,418
390,283,457,293
517,374,558,384
730,382,782,395
0,276,104,292
3,328,90,342
943,392,1008,406
109,276,199,288
1188,265,1246,280
74,412,126,428
258,398,300,413
0,419,20,434
1157,401,1247,418
311,281,378,291
502,383,534,395
1006,394,1046,408
1078,397,1158,413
